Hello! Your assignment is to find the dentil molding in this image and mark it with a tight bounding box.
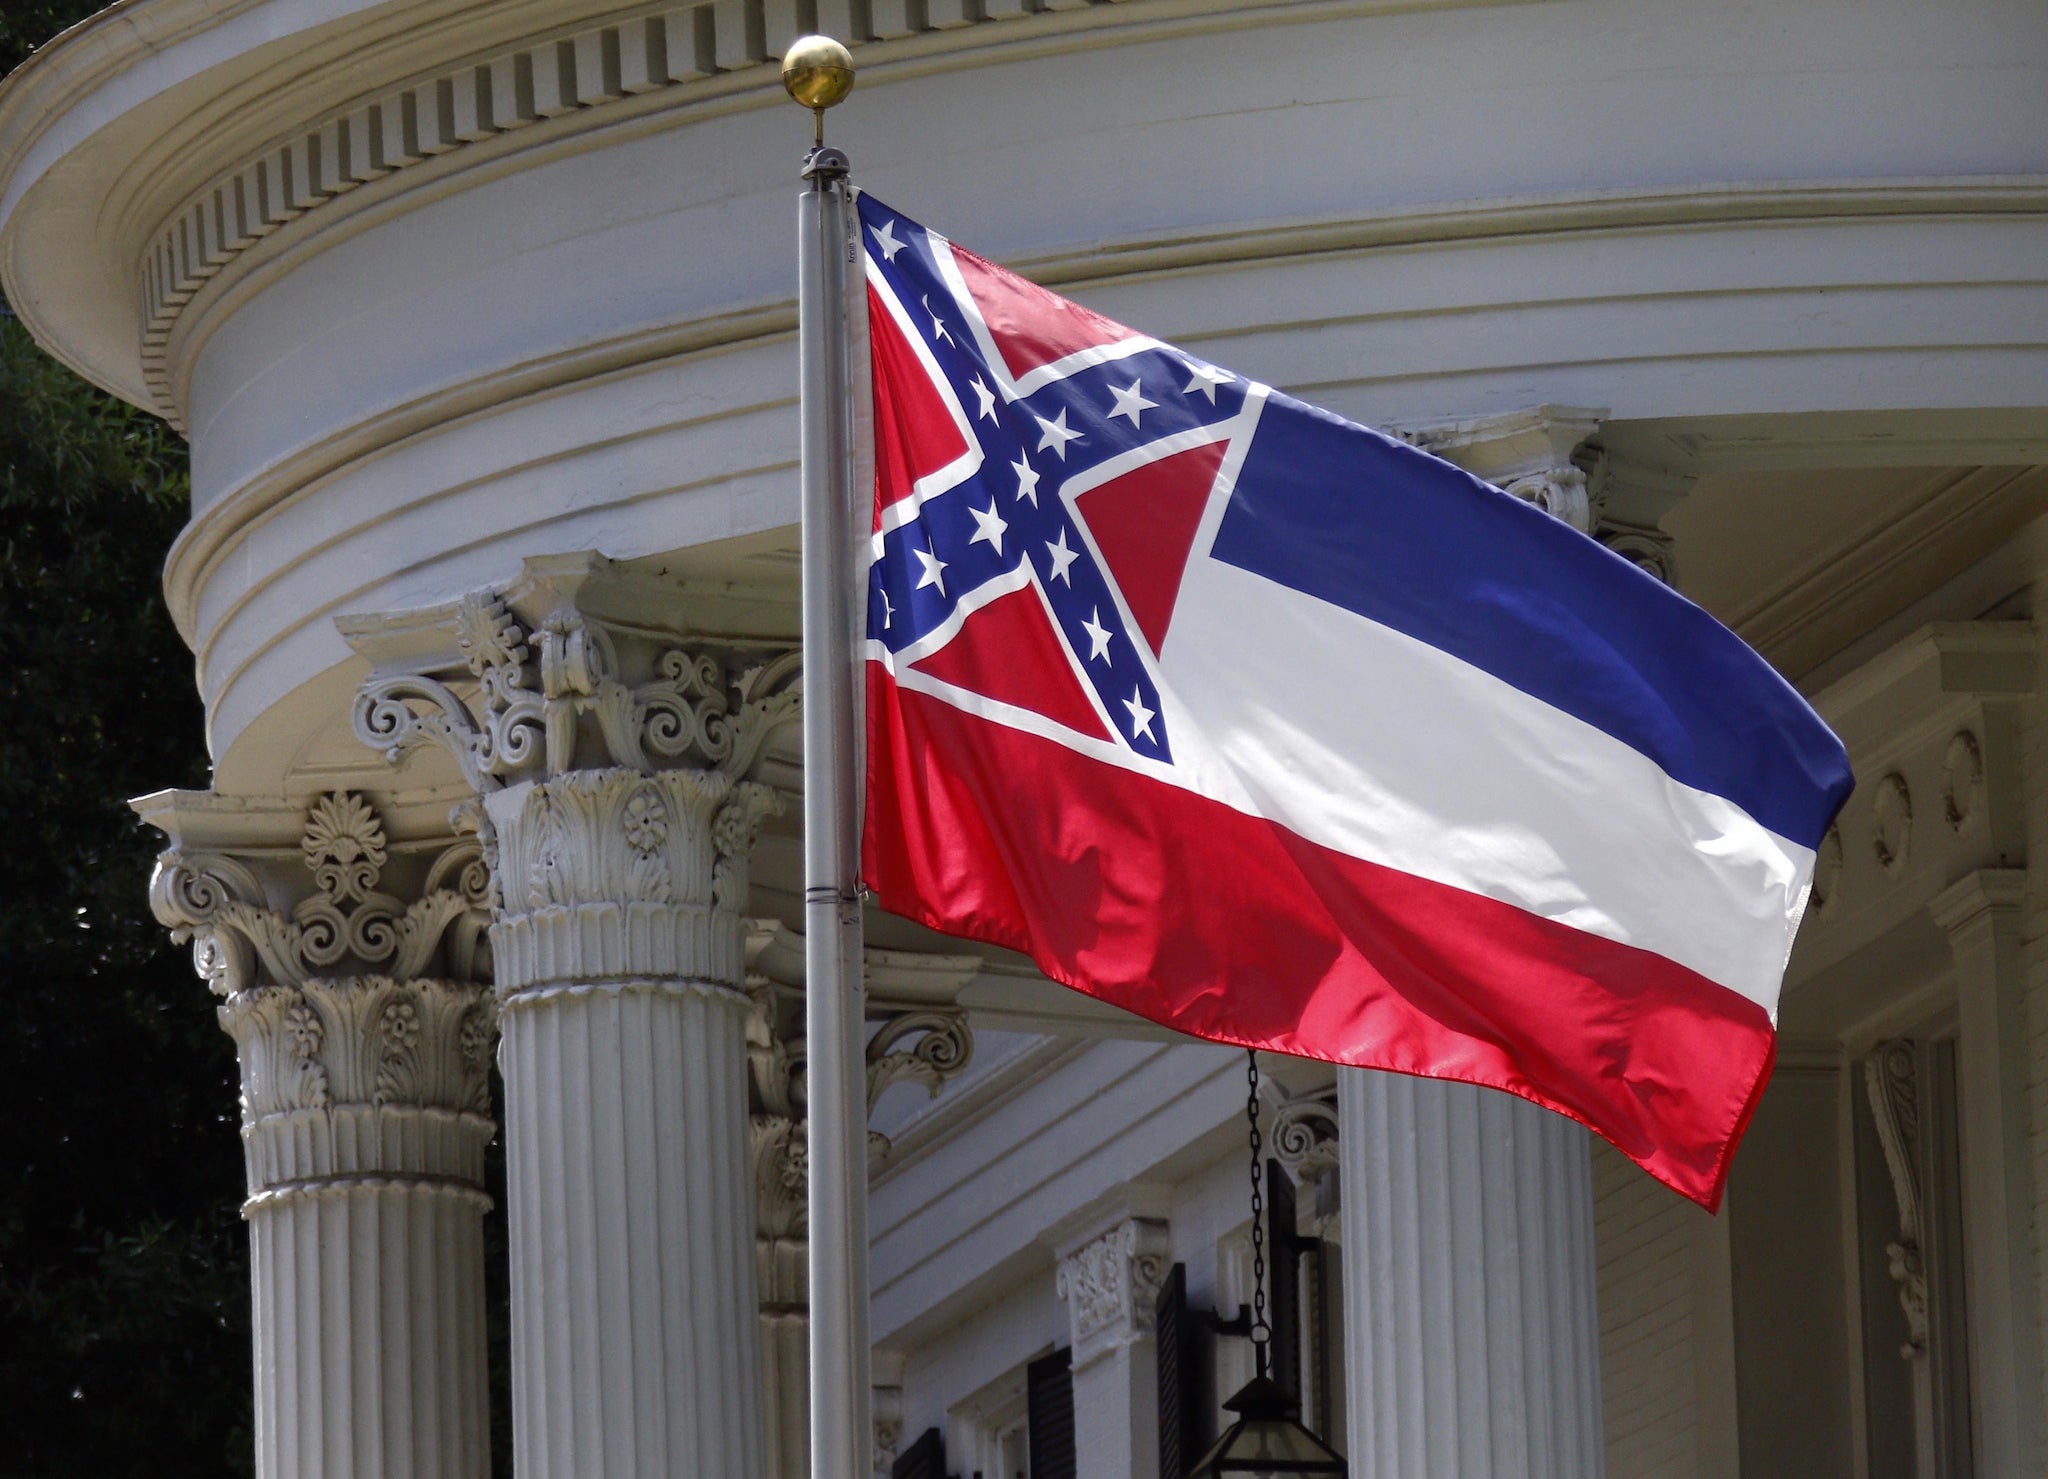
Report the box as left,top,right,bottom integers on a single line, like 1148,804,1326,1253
127,0,1548,429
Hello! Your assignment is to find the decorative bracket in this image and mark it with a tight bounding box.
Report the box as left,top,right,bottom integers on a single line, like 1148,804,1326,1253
1391,404,1679,582
1864,1039,1929,1358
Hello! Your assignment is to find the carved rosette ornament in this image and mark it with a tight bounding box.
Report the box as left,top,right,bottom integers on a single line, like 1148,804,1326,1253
1056,1218,1173,1368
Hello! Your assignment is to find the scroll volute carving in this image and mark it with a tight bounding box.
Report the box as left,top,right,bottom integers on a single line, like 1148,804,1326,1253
151,791,493,997
1864,1040,1929,1359
749,979,810,1244
354,590,801,794
745,977,976,1245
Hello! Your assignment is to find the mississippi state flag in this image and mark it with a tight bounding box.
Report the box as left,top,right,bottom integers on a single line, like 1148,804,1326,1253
856,194,1852,1207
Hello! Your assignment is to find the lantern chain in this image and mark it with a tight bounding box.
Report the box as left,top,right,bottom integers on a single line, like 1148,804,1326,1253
1247,1047,1271,1373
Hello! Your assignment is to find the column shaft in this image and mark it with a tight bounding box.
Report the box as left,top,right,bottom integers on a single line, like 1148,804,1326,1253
502,982,763,1477
1055,1214,1170,1479
223,974,497,1479
249,1178,492,1479
487,766,772,1479
1339,1069,1604,1479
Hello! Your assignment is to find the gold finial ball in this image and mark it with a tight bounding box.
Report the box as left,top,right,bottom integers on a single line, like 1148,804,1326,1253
782,35,856,111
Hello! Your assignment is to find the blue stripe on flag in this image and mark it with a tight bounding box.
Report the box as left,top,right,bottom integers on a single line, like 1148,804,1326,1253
1209,391,1854,851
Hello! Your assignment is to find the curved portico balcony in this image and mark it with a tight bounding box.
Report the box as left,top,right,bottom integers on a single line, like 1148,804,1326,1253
0,0,2040,799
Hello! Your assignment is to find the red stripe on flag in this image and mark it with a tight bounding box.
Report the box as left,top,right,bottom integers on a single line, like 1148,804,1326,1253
863,671,1774,1210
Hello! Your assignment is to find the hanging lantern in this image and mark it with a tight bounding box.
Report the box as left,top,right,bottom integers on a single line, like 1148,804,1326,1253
1191,1051,1348,1479
1188,1373,1348,1476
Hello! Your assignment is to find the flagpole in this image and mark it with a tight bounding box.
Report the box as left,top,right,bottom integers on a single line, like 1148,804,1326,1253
786,37,869,1479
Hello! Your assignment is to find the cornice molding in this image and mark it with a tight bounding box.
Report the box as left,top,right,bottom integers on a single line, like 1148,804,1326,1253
158,175,2048,658
121,0,1535,429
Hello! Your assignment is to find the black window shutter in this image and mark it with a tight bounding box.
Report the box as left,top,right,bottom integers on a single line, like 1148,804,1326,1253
892,1426,951,1479
1027,1347,1077,1479
1266,1157,1302,1402
1156,1262,1212,1479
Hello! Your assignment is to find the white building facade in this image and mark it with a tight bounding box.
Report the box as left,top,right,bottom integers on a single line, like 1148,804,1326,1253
1,0,2045,1474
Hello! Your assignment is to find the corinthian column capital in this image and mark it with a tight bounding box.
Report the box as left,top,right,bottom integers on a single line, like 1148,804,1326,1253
147,788,493,998
1391,403,1682,583
348,555,800,797
338,554,800,1479
139,788,498,1176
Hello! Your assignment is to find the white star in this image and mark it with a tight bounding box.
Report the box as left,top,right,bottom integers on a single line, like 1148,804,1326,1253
1081,607,1113,663
969,376,998,422
1045,528,1080,585
1123,688,1157,742
1012,456,1041,506
1183,362,1234,403
1106,379,1158,428
869,218,906,262
968,500,1008,554
921,295,954,346
913,543,948,594
1035,408,1083,461
880,589,895,628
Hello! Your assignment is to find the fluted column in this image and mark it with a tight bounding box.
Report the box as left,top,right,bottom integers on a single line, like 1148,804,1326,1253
487,765,771,1478
1338,1070,1604,1479
350,564,803,1479
145,790,498,1479
231,977,496,1479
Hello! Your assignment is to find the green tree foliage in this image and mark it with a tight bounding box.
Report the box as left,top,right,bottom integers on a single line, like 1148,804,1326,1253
0,309,252,1474
0,308,255,1473
0,13,521,1475
0,8,255,1463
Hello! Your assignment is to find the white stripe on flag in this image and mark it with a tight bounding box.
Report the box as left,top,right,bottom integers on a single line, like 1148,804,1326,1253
1160,555,1812,1016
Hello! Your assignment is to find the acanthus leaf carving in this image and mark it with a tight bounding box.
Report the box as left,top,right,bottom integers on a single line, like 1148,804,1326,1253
222,975,496,1127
